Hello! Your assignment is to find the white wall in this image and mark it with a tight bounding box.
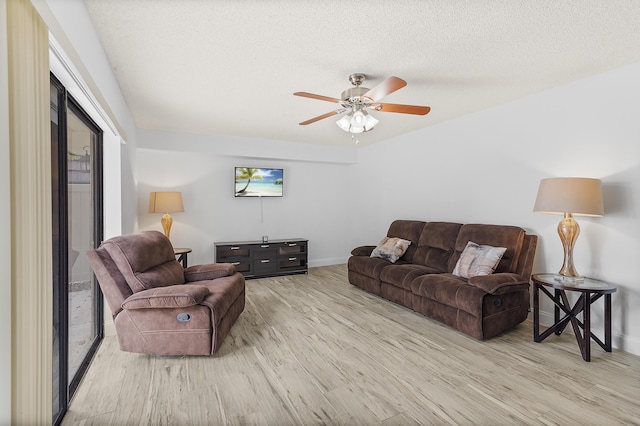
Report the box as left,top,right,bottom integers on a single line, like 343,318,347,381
0,0,12,420
136,129,357,266
36,0,139,235
351,60,640,355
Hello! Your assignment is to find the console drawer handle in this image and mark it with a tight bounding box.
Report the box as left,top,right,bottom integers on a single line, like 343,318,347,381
231,262,240,265
289,257,297,261
260,244,269,248
288,243,297,247
261,259,270,263
231,246,240,250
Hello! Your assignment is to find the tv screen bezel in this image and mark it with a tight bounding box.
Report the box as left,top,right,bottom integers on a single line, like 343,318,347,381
234,167,284,198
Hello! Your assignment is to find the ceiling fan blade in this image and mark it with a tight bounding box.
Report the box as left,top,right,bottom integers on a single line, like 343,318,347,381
299,109,345,125
361,76,407,102
294,92,341,103
373,103,431,115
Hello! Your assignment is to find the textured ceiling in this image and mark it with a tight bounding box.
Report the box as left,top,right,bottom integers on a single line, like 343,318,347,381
83,0,640,146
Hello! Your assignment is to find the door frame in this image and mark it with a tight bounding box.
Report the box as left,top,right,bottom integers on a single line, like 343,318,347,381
51,72,104,426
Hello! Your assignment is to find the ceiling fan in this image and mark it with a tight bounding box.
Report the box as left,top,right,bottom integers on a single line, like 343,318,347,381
294,73,431,134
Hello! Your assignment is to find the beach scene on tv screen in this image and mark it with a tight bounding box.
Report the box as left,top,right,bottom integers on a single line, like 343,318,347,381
235,167,283,197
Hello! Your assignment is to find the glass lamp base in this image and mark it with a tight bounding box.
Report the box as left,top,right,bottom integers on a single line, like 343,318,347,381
554,274,585,284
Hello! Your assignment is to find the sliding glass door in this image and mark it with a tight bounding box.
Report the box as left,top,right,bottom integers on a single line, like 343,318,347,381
51,74,104,425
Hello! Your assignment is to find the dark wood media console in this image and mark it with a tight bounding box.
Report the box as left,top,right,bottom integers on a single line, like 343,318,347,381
214,238,308,279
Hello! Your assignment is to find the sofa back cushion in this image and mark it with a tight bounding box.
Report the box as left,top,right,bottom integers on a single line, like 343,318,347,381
386,220,426,263
101,231,185,293
448,224,525,274
412,222,463,272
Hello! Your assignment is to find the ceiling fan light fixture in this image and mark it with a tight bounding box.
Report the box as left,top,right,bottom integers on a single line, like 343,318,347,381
336,109,378,134
296,74,431,137
364,113,379,130
351,110,366,126
336,113,352,131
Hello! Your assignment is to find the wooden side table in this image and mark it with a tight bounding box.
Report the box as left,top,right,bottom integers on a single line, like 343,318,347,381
174,248,192,268
532,273,616,362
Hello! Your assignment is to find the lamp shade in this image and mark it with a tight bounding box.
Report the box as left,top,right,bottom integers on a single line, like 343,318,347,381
148,192,184,214
533,177,603,217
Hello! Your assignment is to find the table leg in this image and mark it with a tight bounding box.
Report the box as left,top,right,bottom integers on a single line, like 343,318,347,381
554,289,561,335
583,292,591,362
605,293,612,352
533,283,540,342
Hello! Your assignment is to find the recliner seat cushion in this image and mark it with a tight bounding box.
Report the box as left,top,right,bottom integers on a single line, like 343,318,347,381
410,273,485,317
380,263,442,291
347,255,393,280
122,285,210,310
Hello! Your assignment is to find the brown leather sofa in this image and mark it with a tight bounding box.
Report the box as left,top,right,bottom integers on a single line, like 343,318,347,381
348,220,537,340
87,231,245,355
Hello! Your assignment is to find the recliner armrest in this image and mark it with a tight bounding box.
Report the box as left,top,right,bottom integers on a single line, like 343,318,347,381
468,273,530,295
184,263,236,282
121,285,210,310
351,245,376,256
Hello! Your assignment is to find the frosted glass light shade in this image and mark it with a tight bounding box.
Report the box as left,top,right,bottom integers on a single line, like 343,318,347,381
336,114,351,131
533,177,603,216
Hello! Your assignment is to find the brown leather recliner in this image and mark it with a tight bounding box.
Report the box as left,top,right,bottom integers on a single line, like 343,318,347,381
87,231,245,355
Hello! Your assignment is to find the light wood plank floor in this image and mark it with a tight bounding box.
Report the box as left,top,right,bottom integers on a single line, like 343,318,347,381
63,265,640,425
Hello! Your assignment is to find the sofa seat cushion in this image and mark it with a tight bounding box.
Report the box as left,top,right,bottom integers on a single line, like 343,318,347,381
380,264,442,291
410,273,486,317
468,273,530,295
347,255,396,280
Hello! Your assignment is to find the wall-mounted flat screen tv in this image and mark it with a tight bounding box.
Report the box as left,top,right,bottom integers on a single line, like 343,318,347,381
235,167,284,197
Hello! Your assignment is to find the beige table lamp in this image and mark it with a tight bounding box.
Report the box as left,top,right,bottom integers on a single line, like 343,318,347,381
148,191,184,239
533,177,603,281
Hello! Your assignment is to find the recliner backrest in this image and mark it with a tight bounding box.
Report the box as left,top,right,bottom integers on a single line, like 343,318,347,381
98,231,185,293
412,222,463,272
385,220,427,263
448,224,525,274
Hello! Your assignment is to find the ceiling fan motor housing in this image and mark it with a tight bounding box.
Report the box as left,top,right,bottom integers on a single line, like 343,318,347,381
340,87,371,108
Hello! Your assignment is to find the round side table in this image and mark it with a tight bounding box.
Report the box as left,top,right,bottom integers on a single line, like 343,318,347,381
532,273,616,362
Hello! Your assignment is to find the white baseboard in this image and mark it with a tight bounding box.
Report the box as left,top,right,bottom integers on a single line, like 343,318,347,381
308,257,348,268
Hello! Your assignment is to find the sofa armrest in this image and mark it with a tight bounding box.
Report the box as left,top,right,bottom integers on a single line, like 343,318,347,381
468,273,530,295
351,245,376,256
184,263,236,282
121,285,209,310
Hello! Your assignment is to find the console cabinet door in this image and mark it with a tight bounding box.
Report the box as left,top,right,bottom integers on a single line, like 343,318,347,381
215,239,308,278
278,241,308,274
216,244,252,275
